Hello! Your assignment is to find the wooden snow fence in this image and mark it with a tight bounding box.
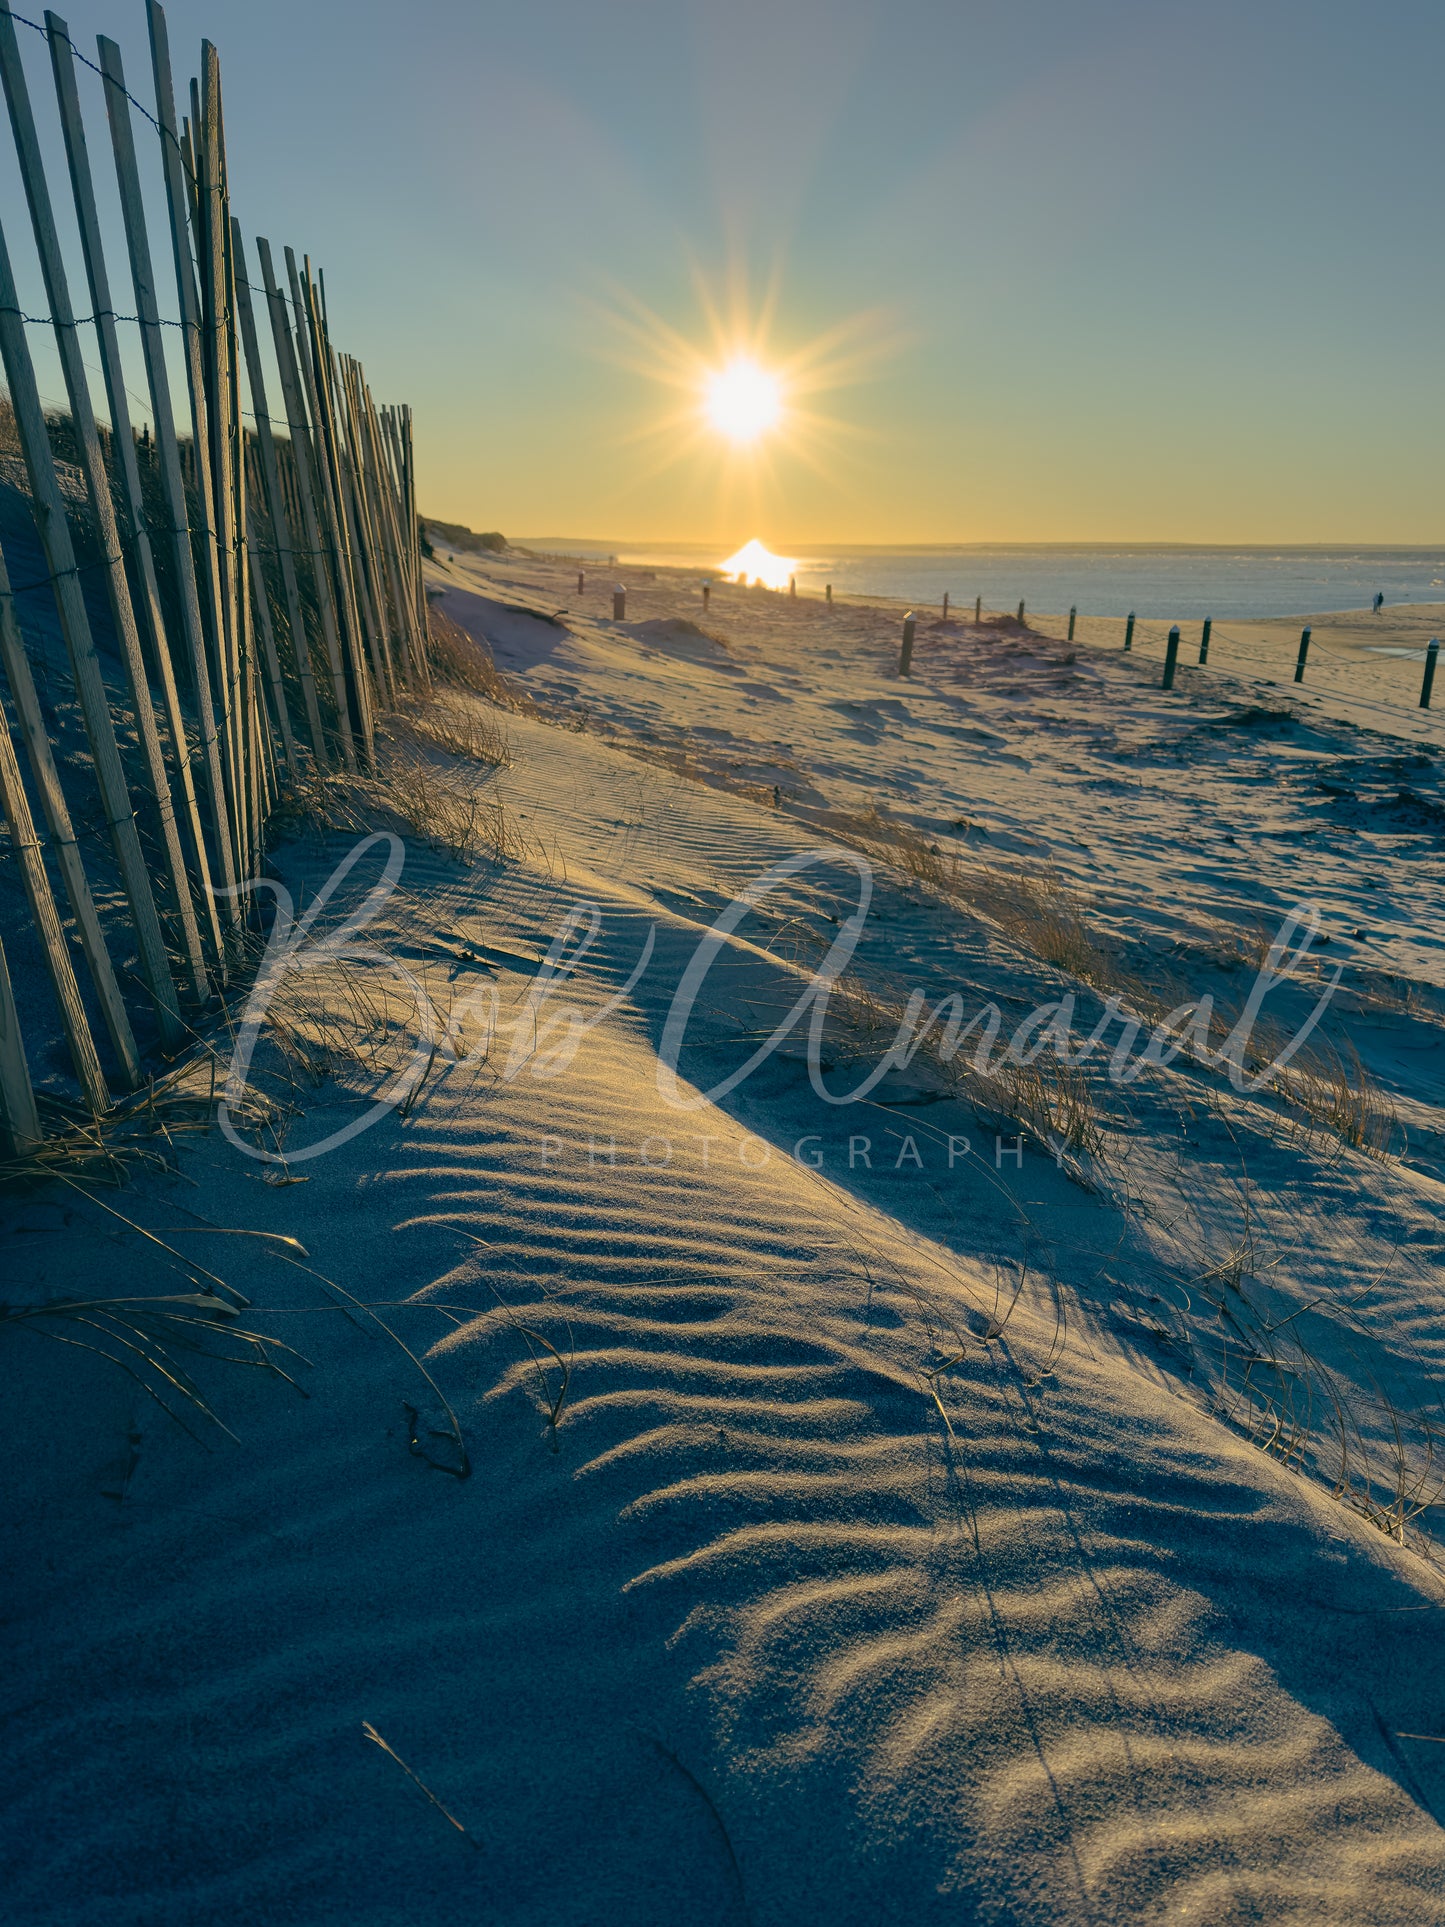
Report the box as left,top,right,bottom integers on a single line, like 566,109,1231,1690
0,2,431,1153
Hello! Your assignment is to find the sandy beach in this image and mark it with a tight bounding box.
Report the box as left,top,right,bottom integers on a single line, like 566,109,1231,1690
3,543,1443,1924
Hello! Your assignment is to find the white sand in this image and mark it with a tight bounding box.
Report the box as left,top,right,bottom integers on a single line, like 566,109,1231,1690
2,551,1444,1923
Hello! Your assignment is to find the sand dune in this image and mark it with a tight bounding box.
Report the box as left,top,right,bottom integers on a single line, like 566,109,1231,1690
2,555,1444,1922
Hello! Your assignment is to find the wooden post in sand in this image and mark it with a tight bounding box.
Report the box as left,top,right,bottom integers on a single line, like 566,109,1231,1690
0,10,194,1031
1017,600,1026,623
232,227,325,763
0,931,40,1154
0,230,187,1049
256,237,356,771
99,31,237,928
1124,612,1136,652
578,570,585,593
49,13,222,976
1294,626,1312,684
703,583,710,611
943,591,950,619
899,611,916,676
1199,618,1212,664
0,647,109,1113
1068,605,1076,640
974,594,981,622
1162,625,1181,690
789,575,796,598
613,586,626,620
826,584,832,606
1419,639,1438,709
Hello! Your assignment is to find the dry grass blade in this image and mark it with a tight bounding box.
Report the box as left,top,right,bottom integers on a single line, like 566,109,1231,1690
820,962,1108,1170
0,1293,311,1442
832,809,1400,1165
361,1722,480,1848
0,1074,276,1191
390,699,510,769
426,606,537,714
247,1242,471,1479
961,861,1117,988
1270,1039,1401,1161
272,744,527,867
848,805,962,893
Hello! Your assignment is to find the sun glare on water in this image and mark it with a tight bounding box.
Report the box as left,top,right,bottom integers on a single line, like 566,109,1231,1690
717,538,798,591
705,359,783,443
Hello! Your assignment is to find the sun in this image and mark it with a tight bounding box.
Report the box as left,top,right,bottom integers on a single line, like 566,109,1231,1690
704,358,782,443
579,270,903,507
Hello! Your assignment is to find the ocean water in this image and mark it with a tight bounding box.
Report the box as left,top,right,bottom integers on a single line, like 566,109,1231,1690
535,542,1445,623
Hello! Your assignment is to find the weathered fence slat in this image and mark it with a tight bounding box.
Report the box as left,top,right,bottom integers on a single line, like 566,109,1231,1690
256,235,357,769
0,2,430,1140
47,10,223,971
358,369,424,686
0,6,198,1025
337,356,398,700
232,224,326,761
0,926,40,1154
289,247,374,763
245,509,296,768
98,31,238,951
0,564,110,1112
0,216,184,1047
0,548,140,1085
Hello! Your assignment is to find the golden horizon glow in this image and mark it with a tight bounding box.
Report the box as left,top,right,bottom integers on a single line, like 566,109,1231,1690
717,537,799,590
704,358,783,443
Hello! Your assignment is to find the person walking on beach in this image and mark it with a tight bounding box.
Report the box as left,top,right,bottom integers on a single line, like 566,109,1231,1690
1374,591,1385,614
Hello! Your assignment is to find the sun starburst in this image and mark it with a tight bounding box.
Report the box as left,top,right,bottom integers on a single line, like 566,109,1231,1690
575,259,903,526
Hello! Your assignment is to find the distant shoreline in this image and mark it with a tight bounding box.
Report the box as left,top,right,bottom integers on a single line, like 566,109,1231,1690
478,537,1445,623
513,538,1445,557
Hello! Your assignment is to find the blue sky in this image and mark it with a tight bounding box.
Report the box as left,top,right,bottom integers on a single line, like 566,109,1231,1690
4,0,1442,542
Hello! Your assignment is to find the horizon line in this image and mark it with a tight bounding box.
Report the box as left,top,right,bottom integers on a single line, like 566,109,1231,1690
499,535,1445,556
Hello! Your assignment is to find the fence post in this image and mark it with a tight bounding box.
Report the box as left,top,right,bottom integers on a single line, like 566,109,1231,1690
257,237,356,769
147,0,240,905
1067,605,1076,641
789,575,796,598
0,237,186,1048
0,542,139,1084
1017,600,1026,623
702,582,710,611
292,248,376,765
99,31,239,926
1421,638,1439,709
0,929,40,1154
1199,618,1211,664
578,570,585,593
1162,625,1181,689
825,583,832,605
49,14,222,974
613,586,626,620
942,591,949,619
899,611,916,675
301,254,385,751
1124,611,1135,652
0,624,109,1113
333,350,397,705
244,510,298,767
355,362,425,692
0,10,195,1028
197,46,251,870
232,226,325,761
974,595,982,622
1294,626,1311,683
